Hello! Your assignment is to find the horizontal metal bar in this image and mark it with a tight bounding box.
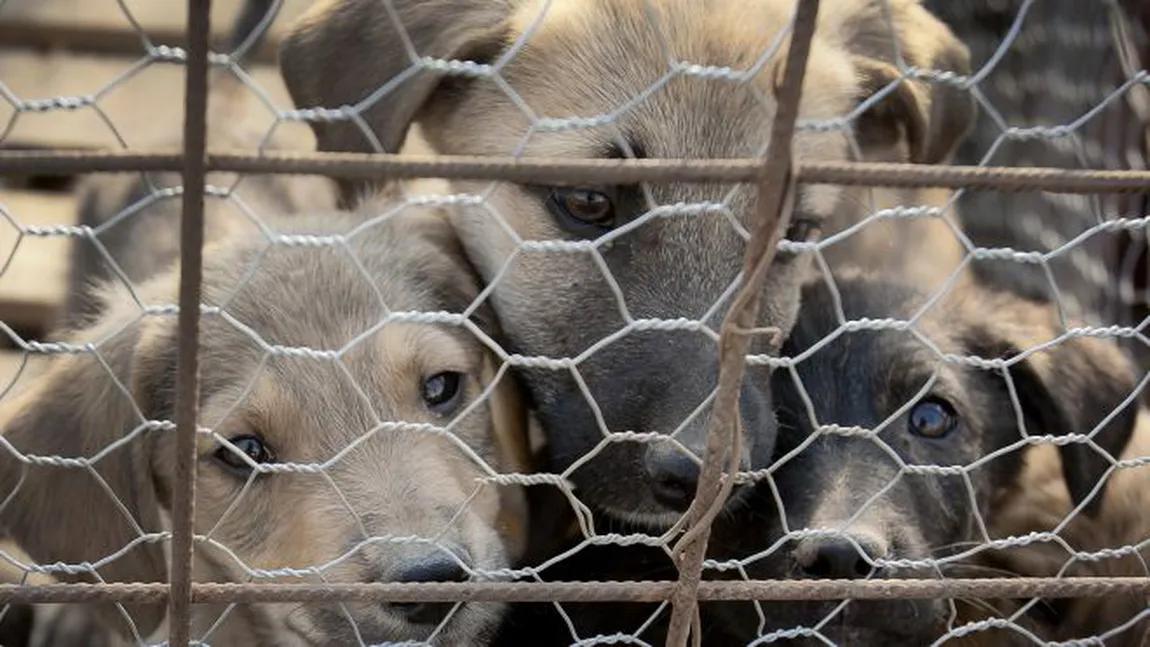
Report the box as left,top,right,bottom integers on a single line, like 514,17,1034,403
2,577,1147,605
1,149,1150,192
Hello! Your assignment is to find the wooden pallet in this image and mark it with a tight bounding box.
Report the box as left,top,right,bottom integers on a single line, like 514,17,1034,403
0,0,329,340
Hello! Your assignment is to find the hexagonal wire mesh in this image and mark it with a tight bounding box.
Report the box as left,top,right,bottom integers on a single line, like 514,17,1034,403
0,0,1148,646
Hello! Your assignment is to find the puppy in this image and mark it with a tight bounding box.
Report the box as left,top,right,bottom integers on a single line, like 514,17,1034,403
0,203,533,646
705,272,1139,644
60,0,337,330
954,409,1150,647
275,0,977,529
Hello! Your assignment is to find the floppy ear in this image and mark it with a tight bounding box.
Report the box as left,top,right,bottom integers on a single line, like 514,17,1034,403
1010,337,1138,516
481,350,532,562
841,1,977,164
968,329,1139,517
0,304,178,639
279,0,510,157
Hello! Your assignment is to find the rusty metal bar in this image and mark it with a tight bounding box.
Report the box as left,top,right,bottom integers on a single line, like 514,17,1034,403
2,578,1148,605
167,0,212,645
664,2,822,646
2,149,1150,192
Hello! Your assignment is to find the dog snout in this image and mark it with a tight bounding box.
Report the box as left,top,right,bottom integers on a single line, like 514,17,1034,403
390,554,469,627
794,534,888,579
643,444,701,511
642,378,773,512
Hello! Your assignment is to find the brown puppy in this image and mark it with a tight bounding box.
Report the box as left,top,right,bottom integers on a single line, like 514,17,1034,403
705,272,1139,645
0,203,532,646
276,0,976,528
954,410,1150,647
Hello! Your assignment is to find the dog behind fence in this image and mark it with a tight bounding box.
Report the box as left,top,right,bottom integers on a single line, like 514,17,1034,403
0,0,1147,646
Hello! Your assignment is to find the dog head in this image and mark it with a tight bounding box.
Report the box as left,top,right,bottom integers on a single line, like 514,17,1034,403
707,273,1139,643
279,0,975,526
0,207,531,646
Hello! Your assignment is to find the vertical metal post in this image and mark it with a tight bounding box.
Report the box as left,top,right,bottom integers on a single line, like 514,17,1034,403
662,1,822,645
169,0,212,644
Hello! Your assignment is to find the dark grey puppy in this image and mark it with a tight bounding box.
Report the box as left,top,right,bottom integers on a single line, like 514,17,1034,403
276,0,977,528
706,273,1140,645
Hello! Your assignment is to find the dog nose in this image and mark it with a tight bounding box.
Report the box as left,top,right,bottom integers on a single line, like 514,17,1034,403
794,536,883,579
644,444,701,511
391,555,469,626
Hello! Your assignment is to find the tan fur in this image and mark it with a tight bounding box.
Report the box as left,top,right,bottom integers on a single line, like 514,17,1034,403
278,0,978,526
0,204,531,646
953,411,1150,646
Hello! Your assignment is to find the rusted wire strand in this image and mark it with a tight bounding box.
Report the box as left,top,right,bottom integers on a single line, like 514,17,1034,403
1,149,1150,192
2,578,1147,605
664,2,822,646
167,0,212,645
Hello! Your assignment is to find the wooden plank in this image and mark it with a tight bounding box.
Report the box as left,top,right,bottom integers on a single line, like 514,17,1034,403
0,190,79,333
0,0,314,64
0,51,317,151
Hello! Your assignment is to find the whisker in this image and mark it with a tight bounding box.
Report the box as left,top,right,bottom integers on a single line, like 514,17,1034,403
940,562,1024,579
930,541,987,556
952,596,1009,620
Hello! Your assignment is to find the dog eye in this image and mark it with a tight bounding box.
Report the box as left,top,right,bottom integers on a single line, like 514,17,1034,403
908,398,958,438
214,435,275,474
422,371,464,415
546,187,616,234
785,218,821,243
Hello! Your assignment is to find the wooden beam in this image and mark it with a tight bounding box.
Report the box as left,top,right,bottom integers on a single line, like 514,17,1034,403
0,190,79,334
0,51,316,151
0,0,314,64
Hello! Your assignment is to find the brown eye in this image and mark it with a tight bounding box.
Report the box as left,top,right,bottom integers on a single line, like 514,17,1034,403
908,398,958,439
422,371,464,416
214,434,275,475
785,218,821,243
546,187,617,233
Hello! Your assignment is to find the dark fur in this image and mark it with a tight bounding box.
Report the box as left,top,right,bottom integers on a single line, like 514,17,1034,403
705,274,1140,644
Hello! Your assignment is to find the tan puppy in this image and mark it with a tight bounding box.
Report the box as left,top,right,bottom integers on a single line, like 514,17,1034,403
954,410,1150,647
0,203,532,646
276,0,977,529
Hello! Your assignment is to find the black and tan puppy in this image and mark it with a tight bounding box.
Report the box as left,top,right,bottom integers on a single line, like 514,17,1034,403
276,0,977,528
706,272,1140,645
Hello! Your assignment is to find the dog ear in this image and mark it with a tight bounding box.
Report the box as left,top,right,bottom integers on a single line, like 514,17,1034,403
0,293,178,639
965,326,1139,517
839,0,977,164
279,0,510,158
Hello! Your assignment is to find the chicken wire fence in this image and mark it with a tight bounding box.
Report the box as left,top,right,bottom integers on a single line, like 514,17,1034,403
0,0,1147,646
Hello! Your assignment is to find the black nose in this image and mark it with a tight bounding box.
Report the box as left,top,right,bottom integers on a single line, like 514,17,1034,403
795,536,882,579
391,556,469,626
644,445,701,511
